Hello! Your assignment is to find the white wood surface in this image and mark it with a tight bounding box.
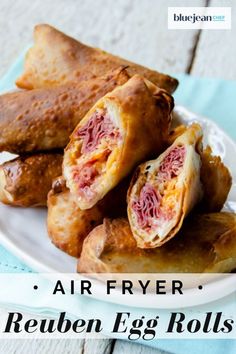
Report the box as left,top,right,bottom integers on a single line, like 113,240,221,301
0,338,115,354
113,340,167,354
0,338,85,354
0,0,235,353
191,0,236,79
0,0,205,78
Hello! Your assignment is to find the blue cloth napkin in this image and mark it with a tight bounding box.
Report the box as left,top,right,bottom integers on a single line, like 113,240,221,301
174,73,236,141
0,55,236,353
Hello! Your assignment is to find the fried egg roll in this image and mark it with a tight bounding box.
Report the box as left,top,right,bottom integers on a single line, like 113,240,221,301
47,176,128,257
78,214,236,273
200,146,232,212
47,177,104,257
16,24,178,94
0,67,129,154
63,75,174,210
0,153,62,207
128,124,203,248
167,126,232,212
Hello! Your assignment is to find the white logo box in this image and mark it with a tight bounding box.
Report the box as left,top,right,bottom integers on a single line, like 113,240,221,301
168,7,231,30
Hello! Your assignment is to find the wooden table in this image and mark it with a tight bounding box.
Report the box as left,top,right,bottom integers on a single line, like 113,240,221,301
0,0,235,353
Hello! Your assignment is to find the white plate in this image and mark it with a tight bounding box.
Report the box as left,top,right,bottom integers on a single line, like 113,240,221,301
0,105,236,308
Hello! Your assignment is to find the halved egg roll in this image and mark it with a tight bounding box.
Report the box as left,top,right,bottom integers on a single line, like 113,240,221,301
0,153,62,207
167,126,232,212
47,176,128,257
63,75,174,210
16,24,178,94
128,124,203,248
78,214,236,273
0,67,129,154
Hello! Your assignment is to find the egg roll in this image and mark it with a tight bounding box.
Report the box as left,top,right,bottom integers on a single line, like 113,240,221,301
16,24,178,94
47,176,128,257
0,153,62,207
78,214,236,273
63,75,174,210
200,146,232,212
167,126,232,212
127,124,203,248
0,67,129,154
47,177,104,257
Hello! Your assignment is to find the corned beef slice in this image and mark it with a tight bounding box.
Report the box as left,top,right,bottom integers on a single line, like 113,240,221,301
132,145,186,230
77,110,119,154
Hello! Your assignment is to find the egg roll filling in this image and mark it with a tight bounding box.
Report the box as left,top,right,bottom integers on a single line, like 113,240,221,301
68,108,122,202
132,145,186,238
76,109,120,154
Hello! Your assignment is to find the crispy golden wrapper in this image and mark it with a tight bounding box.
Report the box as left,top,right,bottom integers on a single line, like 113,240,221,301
167,125,232,212
0,153,62,207
63,75,173,210
47,177,104,257
47,176,128,257
200,146,232,212
127,124,203,248
16,24,178,93
0,67,129,154
78,213,236,273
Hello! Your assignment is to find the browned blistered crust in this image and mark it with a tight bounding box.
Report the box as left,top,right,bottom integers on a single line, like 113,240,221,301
47,176,129,257
16,24,178,93
0,67,130,154
200,146,232,212
47,177,104,257
0,153,63,207
78,213,236,273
